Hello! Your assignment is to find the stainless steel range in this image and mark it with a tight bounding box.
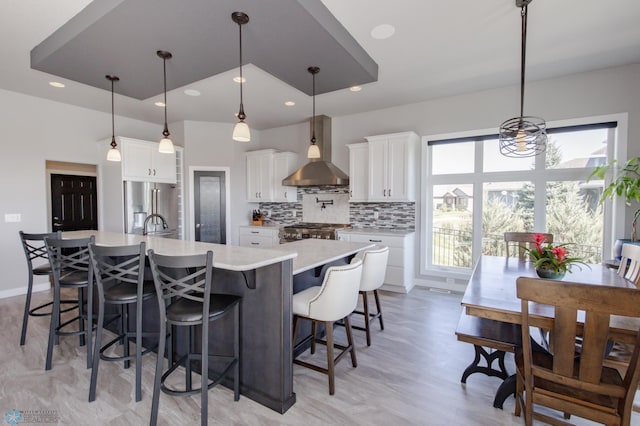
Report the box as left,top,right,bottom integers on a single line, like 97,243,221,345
280,223,350,243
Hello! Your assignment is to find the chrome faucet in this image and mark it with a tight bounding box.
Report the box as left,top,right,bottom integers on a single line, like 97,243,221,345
143,213,168,235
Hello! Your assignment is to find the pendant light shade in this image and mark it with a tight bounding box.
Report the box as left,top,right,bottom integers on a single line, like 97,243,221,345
498,0,547,158
105,75,121,162
232,12,250,142
157,50,175,154
307,66,321,159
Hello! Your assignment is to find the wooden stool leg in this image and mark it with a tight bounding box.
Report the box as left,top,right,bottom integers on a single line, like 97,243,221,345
344,316,357,367
311,321,317,354
325,321,335,395
373,289,384,330
362,291,371,346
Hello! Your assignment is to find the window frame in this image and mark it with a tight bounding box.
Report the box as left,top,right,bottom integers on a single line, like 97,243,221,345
419,113,628,279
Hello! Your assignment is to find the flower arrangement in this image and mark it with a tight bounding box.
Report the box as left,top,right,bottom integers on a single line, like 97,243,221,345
523,234,589,276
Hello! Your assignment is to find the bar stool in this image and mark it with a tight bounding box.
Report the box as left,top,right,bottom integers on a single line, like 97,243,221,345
148,250,240,426
292,259,363,395
88,242,157,402
18,231,76,345
352,246,389,346
44,235,95,370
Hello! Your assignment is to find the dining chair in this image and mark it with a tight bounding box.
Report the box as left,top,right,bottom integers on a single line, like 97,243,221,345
292,258,363,395
504,232,553,260
515,277,640,426
617,243,640,284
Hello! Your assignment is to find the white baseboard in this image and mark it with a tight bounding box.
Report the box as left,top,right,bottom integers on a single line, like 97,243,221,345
413,277,467,294
0,283,50,300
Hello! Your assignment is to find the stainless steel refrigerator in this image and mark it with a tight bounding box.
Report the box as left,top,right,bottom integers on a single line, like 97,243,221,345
123,181,179,238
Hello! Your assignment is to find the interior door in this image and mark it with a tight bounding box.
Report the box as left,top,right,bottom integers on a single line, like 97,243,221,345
51,174,98,231
194,170,226,243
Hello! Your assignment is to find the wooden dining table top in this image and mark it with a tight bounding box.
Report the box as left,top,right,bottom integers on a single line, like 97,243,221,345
461,255,640,343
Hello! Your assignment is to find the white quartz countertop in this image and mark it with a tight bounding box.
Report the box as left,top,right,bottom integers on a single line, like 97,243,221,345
273,239,374,275
63,231,297,272
339,228,415,236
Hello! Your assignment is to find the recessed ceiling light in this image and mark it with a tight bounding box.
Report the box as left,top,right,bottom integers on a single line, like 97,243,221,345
284,101,295,106
350,86,362,92
371,24,395,40
184,89,201,96
233,76,246,83
155,101,165,107
49,81,65,88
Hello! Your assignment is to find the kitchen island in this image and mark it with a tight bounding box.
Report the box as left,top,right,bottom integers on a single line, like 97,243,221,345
63,231,371,413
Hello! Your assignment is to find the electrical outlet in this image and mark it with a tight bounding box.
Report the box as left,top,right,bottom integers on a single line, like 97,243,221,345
291,210,296,218
4,213,21,223
373,211,379,220
445,277,455,285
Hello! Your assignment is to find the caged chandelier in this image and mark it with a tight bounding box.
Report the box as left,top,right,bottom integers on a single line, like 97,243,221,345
498,0,547,158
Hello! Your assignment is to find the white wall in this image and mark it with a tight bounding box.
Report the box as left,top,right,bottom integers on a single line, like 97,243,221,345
181,120,262,245
0,89,160,297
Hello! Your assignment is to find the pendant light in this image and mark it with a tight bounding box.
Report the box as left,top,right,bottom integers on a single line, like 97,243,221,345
157,50,175,154
498,0,547,158
232,12,251,142
307,66,321,159
105,75,121,162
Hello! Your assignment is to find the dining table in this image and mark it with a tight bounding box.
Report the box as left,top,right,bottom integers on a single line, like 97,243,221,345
460,255,640,408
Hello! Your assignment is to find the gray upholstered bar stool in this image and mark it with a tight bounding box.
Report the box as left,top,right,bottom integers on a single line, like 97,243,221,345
352,246,389,346
88,242,157,402
44,235,95,370
18,230,76,345
149,250,240,426
292,259,363,395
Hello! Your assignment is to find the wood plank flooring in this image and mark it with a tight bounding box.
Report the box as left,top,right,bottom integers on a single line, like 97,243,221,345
2,287,637,425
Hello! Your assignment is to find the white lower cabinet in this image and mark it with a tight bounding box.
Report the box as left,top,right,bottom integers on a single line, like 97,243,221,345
338,230,415,293
239,226,280,248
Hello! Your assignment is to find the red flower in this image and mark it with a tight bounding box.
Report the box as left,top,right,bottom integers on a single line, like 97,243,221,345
534,233,545,253
551,246,567,262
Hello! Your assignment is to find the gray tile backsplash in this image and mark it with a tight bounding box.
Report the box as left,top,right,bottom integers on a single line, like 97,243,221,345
259,186,415,230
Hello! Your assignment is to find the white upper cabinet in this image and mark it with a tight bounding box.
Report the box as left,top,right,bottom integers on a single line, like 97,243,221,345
365,132,418,202
246,149,298,203
347,143,368,202
272,152,298,202
121,137,177,183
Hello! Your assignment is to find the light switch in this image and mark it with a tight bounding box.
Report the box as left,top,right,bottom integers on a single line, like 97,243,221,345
5,213,21,223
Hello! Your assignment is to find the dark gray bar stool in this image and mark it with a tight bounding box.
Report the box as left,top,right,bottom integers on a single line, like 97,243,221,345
19,231,77,345
88,242,157,402
44,235,95,370
149,250,240,426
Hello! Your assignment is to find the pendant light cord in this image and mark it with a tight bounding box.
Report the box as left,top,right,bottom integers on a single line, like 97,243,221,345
311,70,316,143
238,20,245,120
519,4,528,120
111,78,116,145
162,56,170,137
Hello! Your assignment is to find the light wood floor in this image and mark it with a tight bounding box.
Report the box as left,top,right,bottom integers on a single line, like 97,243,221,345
2,287,637,425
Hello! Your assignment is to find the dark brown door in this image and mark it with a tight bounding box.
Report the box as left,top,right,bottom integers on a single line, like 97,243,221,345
51,174,98,231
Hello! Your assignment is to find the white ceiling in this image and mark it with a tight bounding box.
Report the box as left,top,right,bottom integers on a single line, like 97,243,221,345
2,0,640,130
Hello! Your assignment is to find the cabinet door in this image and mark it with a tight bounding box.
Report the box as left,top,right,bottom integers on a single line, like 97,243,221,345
272,153,298,202
348,144,368,202
368,140,388,201
246,155,262,202
151,148,177,183
386,136,409,201
257,154,274,200
122,141,152,181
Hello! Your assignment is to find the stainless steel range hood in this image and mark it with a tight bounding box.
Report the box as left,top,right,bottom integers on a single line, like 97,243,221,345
282,115,349,186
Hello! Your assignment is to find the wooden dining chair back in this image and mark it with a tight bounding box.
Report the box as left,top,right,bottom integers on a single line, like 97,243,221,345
618,243,640,285
504,232,553,260
516,277,640,426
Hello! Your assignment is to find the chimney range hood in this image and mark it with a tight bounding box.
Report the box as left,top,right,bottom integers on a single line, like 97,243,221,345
282,115,349,186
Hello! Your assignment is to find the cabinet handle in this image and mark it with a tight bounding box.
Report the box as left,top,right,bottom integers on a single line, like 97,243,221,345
350,190,352,197
153,169,156,176
369,239,383,243
255,192,259,198
388,189,391,197
251,231,259,234
251,242,259,245
383,189,386,196
148,168,152,175
259,192,262,198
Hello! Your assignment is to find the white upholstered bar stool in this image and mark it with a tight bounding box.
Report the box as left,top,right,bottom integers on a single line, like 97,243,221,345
618,243,640,284
352,246,389,346
292,259,363,395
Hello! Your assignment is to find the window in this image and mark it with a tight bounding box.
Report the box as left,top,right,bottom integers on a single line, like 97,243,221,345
422,117,622,275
